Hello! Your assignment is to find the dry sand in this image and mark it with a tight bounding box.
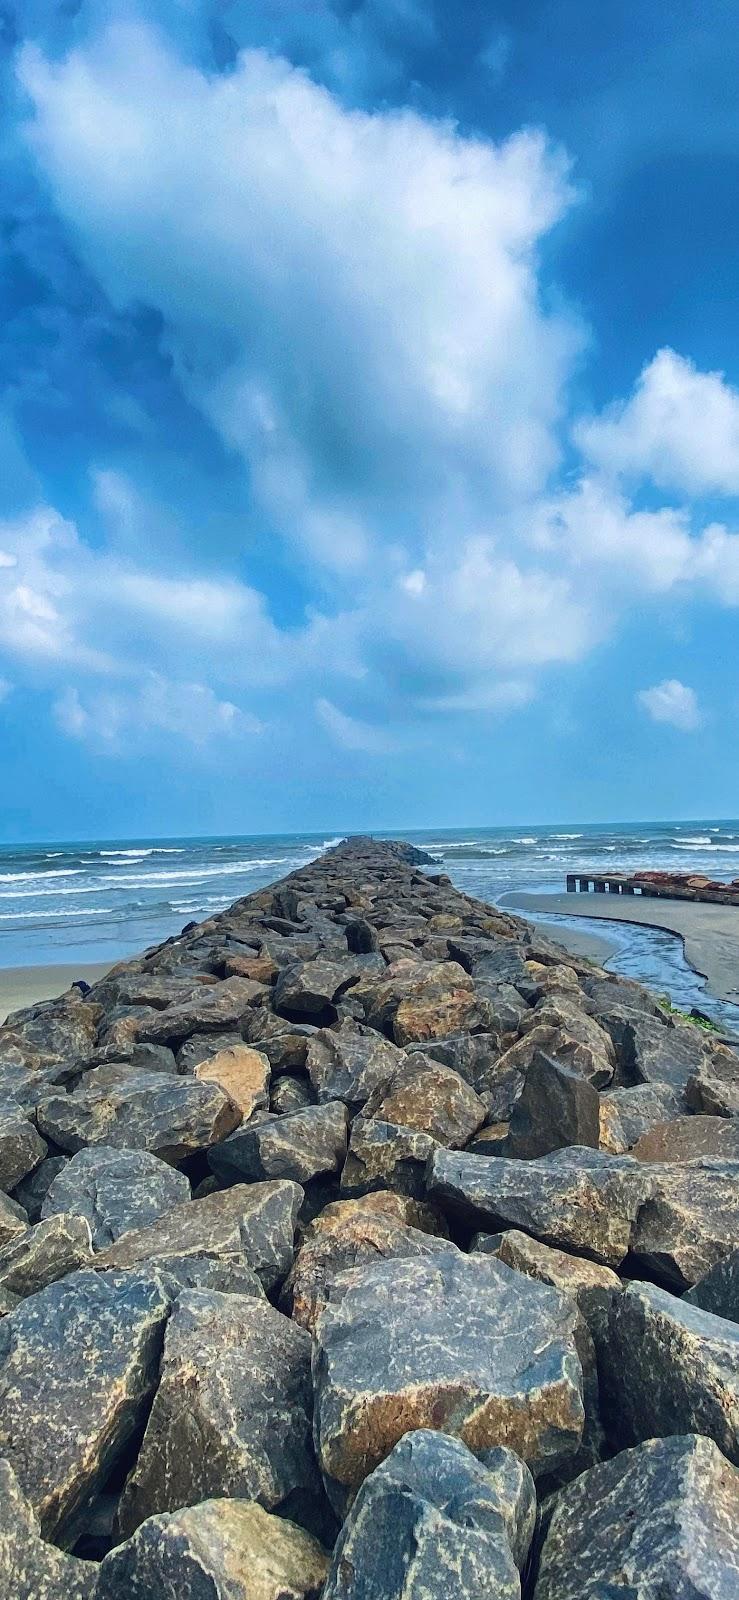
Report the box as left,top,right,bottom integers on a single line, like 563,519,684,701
0,962,113,1024
506,891,739,1004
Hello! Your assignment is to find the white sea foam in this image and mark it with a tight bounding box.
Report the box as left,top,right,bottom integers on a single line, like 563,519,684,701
0,868,81,883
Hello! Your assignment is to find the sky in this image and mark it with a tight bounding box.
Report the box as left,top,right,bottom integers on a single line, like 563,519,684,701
1,1,739,841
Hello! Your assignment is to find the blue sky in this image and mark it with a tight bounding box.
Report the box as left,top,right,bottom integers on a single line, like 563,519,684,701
1,1,739,841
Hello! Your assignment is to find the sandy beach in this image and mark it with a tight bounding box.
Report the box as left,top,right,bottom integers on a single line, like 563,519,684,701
505,891,739,1005
0,962,113,1024
524,919,621,968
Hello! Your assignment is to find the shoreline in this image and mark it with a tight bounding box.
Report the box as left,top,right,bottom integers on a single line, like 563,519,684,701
0,962,113,1024
503,890,739,1005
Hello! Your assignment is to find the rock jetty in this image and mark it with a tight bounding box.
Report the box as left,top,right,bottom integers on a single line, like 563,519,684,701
0,834,737,1598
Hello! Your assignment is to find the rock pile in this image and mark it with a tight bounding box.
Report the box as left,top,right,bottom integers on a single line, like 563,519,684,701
0,835,737,1598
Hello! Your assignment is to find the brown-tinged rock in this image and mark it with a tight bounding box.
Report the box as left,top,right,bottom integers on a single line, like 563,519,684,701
282,1196,454,1333
194,1045,270,1118
598,1082,685,1152
94,1180,301,1291
0,1099,46,1191
340,1116,438,1200
632,1113,739,1162
37,1064,241,1164
362,1054,486,1147
100,1499,329,1600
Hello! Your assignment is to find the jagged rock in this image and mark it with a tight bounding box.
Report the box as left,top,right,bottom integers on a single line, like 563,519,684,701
684,1249,739,1321
583,974,664,1022
306,1021,406,1111
0,1212,92,1298
0,989,100,1073
630,1157,739,1287
0,1188,29,1247
274,958,364,1021
118,1290,329,1539
100,1500,329,1599
176,1031,245,1071
686,1048,739,1116
505,1051,600,1159
518,962,581,1003
116,977,267,1046
0,1268,170,1540
468,981,527,1036
270,1074,314,1114
473,1228,620,1337
392,965,486,1046
633,1113,739,1162
519,994,616,1057
533,1434,739,1600
322,1430,535,1600
96,1041,179,1074
313,1251,584,1511
405,1033,500,1088
428,1146,651,1267
37,1064,241,1164
41,1146,190,1247
282,1195,453,1333
0,1100,46,1191
362,1056,485,1147
598,1082,685,1152
617,1015,715,1091
11,1153,67,1221
476,1026,611,1123
150,1254,265,1299
599,1280,739,1462
194,1045,270,1118
107,974,216,1009
223,950,280,983
340,1117,438,1200
209,1103,348,1187
0,1459,97,1599
251,1025,316,1071
466,1121,510,1154
93,1181,302,1291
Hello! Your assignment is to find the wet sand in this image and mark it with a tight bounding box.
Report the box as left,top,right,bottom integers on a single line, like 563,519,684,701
0,963,113,1024
505,891,739,1004
525,919,620,968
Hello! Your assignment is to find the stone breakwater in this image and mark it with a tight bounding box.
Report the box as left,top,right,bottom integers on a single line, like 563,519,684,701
0,835,736,1598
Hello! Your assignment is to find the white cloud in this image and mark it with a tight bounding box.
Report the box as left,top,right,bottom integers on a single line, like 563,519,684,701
20,25,580,574
637,679,701,732
55,676,261,750
577,348,739,497
315,697,398,753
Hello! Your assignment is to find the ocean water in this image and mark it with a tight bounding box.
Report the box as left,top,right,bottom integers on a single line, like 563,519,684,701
2,821,739,1025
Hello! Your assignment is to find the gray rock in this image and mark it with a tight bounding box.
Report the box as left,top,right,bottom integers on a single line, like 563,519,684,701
506,1051,600,1159
599,1279,739,1463
37,1064,241,1165
428,1146,652,1267
11,1154,68,1222
598,1082,685,1152
686,1048,739,1116
176,1031,245,1072
120,977,267,1044
41,1146,190,1247
118,1289,329,1541
341,1117,438,1200
0,1459,97,1599
99,1499,329,1600
533,1433,739,1600
275,958,363,1020
619,1015,713,1091
0,1267,170,1540
630,1157,739,1287
151,1253,265,1299
322,1430,535,1600
306,1021,407,1111
0,1212,92,1298
94,1181,302,1292
404,1033,500,1088
209,1103,348,1187
0,989,100,1075
0,1187,29,1248
313,1251,584,1511
270,1074,314,1114
362,1055,486,1148
684,1249,739,1321
0,1099,46,1191
473,1228,621,1337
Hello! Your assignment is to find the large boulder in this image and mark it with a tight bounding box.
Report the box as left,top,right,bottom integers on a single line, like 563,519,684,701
428,1147,651,1267
0,1211,92,1301
108,976,266,1045
274,958,364,1022
684,1249,739,1321
505,1052,600,1159
306,1021,407,1112
615,1015,713,1091
37,1064,241,1165
282,1195,453,1334
99,1500,329,1600
194,1045,270,1119
93,1181,302,1292
0,1268,170,1540
0,1100,46,1191
0,1459,97,1599
340,1117,438,1200
598,1280,739,1464
208,1103,348,1187
41,1146,190,1247
313,1251,584,1511
632,1113,739,1162
118,1289,329,1539
473,1228,620,1338
361,1056,485,1147
533,1433,739,1600
322,1430,535,1600
598,1082,685,1152
0,1189,30,1248
630,1157,739,1287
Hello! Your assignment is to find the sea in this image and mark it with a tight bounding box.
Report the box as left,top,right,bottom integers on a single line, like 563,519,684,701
2,821,739,1027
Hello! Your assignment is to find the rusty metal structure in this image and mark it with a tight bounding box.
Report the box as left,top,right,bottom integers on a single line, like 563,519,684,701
566,870,739,905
